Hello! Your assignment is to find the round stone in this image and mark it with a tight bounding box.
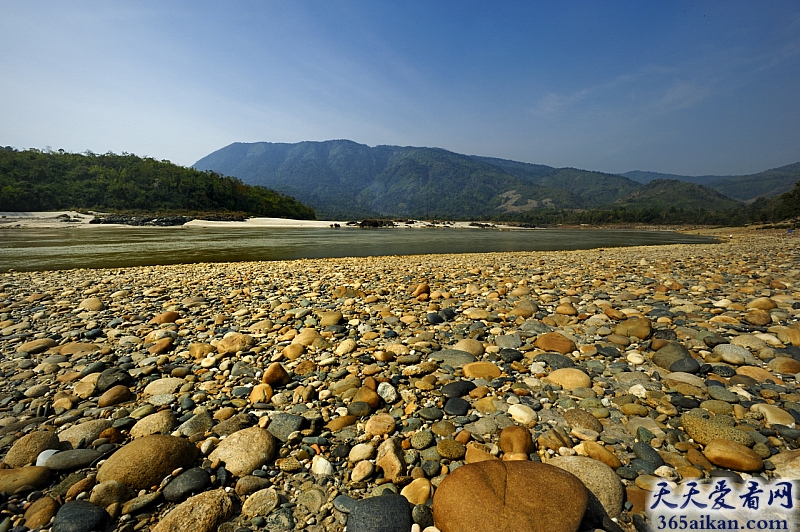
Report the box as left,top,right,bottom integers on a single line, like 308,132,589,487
546,368,591,390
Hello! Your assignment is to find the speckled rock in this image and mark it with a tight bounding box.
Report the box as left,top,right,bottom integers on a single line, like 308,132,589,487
151,488,232,532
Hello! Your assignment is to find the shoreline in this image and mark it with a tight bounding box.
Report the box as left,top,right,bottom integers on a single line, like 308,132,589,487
0,210,783,238
0,211,527,231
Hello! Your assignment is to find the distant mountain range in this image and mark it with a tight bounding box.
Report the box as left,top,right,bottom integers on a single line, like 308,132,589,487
620,162,800,202
194,140,800,219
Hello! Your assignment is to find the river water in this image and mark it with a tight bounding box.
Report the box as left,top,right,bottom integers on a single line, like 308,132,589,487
0,227,718,272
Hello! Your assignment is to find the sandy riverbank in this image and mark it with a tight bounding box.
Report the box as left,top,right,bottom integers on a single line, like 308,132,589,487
0,211,524,230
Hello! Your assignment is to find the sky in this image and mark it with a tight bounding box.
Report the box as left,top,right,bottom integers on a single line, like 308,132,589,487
1,1,799,176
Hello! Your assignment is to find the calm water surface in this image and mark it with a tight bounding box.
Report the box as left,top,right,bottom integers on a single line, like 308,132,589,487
0,227,718,272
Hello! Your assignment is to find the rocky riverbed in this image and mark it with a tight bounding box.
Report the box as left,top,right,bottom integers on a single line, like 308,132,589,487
0,230,799,532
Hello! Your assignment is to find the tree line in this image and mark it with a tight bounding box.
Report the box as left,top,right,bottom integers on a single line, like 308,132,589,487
0,147,316,219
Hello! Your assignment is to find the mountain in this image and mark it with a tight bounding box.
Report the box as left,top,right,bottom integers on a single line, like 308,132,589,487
614,179,742,211
194,140,642,219
622,162,800,202
0,147,316,219
621,170,729,187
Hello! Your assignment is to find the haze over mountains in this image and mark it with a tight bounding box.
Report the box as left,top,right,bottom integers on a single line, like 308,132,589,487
194,140,800,219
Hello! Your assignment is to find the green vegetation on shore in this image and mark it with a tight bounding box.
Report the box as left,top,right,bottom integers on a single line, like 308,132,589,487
0,147,316,219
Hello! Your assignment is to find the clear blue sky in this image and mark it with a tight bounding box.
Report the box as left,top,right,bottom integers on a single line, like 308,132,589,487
1,1,798,175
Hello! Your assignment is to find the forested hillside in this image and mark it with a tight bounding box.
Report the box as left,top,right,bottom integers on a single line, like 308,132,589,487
0,147,315,219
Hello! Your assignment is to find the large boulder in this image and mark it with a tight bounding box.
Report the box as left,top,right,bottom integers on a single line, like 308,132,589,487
432,460,588,532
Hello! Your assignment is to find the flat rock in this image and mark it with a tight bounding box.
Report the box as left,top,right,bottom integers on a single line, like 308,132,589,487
59,419,114,448
703,439,763,472
0,466,50,493
45,449,102,471
429,349,476,368
680,412,754,447
143,377,185,396
242,487,279,518
433,460,588,532
534,332,576,355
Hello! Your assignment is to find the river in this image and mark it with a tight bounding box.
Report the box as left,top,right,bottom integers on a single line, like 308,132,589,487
0,226,718,272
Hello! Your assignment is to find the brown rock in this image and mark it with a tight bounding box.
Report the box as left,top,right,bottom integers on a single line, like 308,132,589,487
465,442,499,464
555,303,577,316
703,439,763,472
462,361,501,380
412,282,430,297
433,460,588,532
562,408,603,434
209,427,277,477
0,467,50,493
66,475,97,500
59,342,99,356
582,441,622,469
261,362,291,387
241,487,279,518
97,385,131,408
23,494,58,528
743,309,771,326
400,478,432,505
148,337,174,355
97,435,198,490
281,343,305,360
499,425,534,456
216,333,254,355
293,328,322,346
3,430,60,468
249,383,273,404
130,410,178,438
545,368,591,390
151,489,232,532
453,338,484,357
150,311,180,325
189,342,215,359
79,297,105,311
736,366,783,384
16,338,57,354
318,311,343,327
614,317,652,340
352,387,382,409
746,297,776,310
365,413,396,436
767,356,800,374
534,332,576,354
325,415,357,432
376,438,405,482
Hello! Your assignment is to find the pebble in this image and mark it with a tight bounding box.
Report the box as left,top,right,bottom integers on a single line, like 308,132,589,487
0,230,797,532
